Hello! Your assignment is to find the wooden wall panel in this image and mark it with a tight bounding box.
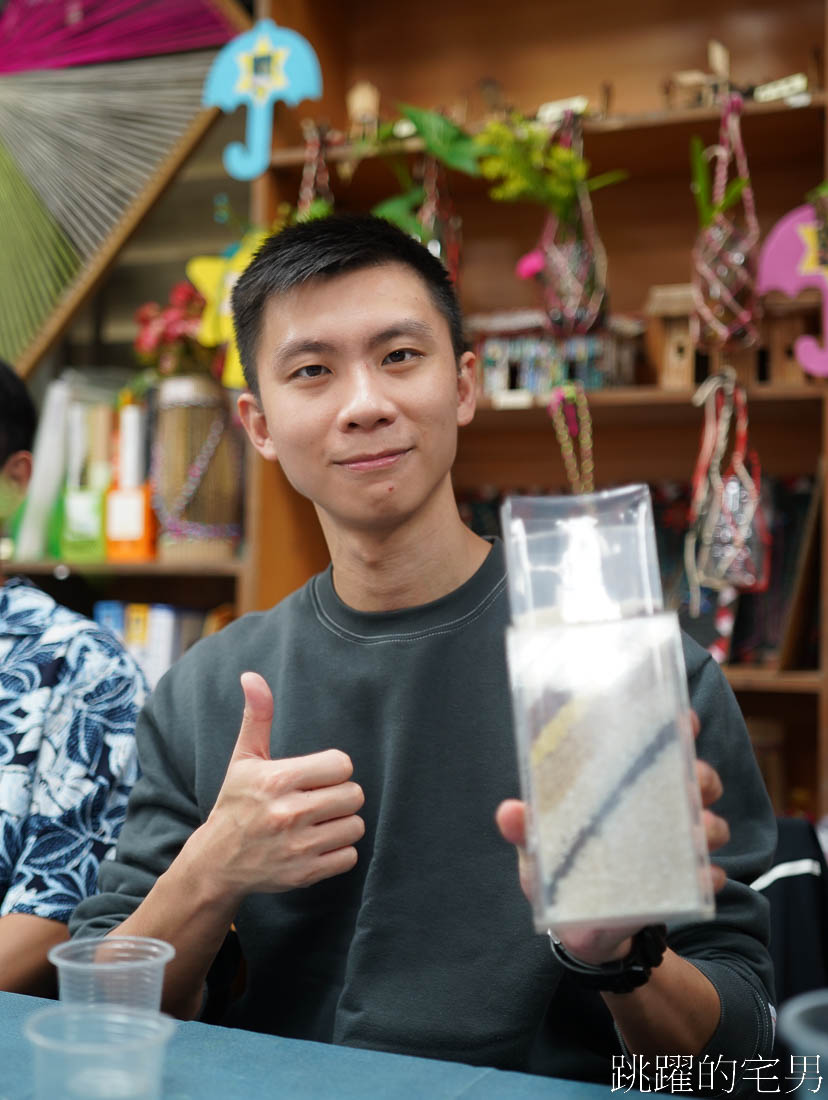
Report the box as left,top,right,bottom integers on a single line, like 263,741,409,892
348,0,822,116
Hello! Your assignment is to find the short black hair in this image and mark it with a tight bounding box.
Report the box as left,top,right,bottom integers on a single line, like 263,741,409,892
0,359,37,466
231,214,464,397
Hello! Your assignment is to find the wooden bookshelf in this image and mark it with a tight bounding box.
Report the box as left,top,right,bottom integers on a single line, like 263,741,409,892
249,0,828,815
724,668,824,695
3,559,245,579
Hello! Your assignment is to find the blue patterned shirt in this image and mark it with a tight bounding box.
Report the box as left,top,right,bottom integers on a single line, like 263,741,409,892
0,578,146,923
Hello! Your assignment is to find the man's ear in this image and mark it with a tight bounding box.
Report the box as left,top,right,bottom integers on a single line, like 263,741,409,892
456,350,477,428
1,450,33,492
237,392,279,463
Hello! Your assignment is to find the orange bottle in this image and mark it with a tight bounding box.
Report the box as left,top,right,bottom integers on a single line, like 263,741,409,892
106,403,157,562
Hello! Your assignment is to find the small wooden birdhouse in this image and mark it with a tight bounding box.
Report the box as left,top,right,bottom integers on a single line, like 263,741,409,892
644,284,695,389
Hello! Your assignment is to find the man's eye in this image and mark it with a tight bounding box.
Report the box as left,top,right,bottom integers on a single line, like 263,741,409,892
384,348,418,364
293,364,330,379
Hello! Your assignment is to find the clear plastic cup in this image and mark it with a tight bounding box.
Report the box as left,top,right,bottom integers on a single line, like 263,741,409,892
49,936,175,1010
501,486,663,625
506,611,714,931
24,1004,175,1100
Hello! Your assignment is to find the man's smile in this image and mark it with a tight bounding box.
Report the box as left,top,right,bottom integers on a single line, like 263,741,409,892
334,448,413,472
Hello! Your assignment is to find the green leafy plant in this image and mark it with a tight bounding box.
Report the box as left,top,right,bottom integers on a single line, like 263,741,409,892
372,187,426,239
475,113,627,223
396,103,484,176
690,135,749,228
350,104,485,237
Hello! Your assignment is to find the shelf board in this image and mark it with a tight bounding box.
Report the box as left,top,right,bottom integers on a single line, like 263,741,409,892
585,91,825,134
724,667,823,694
466,384,826,431
455,382,822,487
2,559,244,579
269,93,826,170
117,237,240,268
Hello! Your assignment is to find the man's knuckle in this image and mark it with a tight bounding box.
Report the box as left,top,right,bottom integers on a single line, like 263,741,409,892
269,804,299,832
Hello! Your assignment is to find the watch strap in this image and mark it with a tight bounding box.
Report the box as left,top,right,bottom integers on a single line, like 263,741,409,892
549,924,668,994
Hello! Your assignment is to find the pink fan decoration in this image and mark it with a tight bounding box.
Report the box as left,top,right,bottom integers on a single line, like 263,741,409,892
0,0,239,72
0,0,248,373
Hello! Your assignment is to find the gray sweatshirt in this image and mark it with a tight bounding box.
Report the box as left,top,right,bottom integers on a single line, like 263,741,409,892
71,541,776,1089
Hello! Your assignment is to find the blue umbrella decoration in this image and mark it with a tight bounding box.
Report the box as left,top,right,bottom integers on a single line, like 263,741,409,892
203,19,322,180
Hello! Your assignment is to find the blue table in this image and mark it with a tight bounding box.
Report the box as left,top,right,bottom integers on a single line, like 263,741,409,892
0,991,627,1098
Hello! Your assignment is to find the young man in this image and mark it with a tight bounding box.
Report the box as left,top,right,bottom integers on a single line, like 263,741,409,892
72,216,775,1089
0,360,146,994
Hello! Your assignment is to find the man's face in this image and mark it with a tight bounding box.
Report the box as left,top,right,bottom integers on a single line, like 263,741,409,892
238,262,476,535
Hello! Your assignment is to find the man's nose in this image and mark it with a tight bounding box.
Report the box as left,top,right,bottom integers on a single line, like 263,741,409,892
336,364,396,430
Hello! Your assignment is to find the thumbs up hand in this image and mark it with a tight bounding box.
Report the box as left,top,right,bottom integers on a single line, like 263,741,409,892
197,672,365,903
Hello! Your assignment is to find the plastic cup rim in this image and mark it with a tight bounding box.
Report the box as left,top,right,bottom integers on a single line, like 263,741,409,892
778,989,828,1053
48,934,176,970
24,1003,176,1055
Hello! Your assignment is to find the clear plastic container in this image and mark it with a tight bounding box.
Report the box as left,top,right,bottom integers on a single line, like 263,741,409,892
506,611,715,931
501,485,663,625
24,1004,175,1100
49,936,175,1011
778,989,828,1061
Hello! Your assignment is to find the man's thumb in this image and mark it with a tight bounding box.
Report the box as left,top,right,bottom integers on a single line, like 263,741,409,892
495,799,527,849
231,671,274,762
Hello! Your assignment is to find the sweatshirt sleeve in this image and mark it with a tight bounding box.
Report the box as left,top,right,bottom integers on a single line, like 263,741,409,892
665,633,777,1094
69,668,201,938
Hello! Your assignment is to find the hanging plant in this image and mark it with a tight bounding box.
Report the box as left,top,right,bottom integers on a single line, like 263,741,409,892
475,113,626,221
690,135,748,229
360,104,479,281
475,111,627,336
689,95,760,350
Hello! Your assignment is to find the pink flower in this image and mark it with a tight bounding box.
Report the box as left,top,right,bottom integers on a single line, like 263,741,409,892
134,314,166,355
169,280,202,309
134,302,160,326
515,249,545,280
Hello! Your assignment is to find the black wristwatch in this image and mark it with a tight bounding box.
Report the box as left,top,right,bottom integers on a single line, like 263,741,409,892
548,924,668,994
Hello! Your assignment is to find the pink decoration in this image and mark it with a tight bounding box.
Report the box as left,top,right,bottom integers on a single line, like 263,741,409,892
757,203,828,377
0,0,239,74
515,249,545,280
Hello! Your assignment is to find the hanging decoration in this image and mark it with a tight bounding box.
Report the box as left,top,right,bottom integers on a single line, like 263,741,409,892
757,194,828,377
0,0,250,376
690,93,760,353
296,119,338,218
415,156,462,284
476,111,626,337
684,370,771,618
202,18,322,181
366,103,477,282
546,382,594,494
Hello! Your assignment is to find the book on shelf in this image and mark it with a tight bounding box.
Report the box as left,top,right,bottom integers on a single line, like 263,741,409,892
94,600,209,688
729,470,821,669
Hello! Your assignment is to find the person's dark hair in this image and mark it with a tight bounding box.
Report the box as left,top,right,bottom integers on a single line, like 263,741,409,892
0,359,37,466
231,214,465,397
